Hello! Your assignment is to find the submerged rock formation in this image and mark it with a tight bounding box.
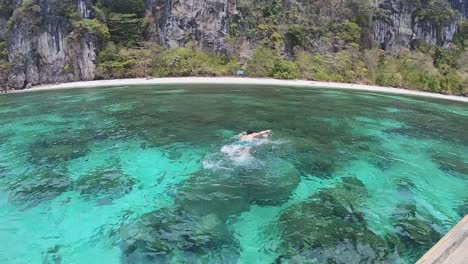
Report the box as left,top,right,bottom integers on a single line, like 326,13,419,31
120,153,299,262
276,176,444,263
8,170,72,207
75,167,137,204
391,204,443,262
278,177,400,263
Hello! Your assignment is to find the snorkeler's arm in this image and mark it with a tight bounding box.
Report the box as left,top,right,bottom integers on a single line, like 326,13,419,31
253,130,271,138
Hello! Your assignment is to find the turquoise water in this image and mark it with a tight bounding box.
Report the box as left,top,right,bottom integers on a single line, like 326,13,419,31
0,85,467,263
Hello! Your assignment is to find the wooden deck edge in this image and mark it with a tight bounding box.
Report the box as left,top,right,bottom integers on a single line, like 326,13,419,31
416,215,468,264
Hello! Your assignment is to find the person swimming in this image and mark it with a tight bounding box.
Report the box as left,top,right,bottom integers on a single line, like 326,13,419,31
236,130,271,154
216,130,272,166
240,130,271,142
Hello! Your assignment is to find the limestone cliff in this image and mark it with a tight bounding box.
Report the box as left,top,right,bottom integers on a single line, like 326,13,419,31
450,0,467,19
0,0,466,89
373,0,460,50
5,0,96,89
143,0,464,53
145,0,236,52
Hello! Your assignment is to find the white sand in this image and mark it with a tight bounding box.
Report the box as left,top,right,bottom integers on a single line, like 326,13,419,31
5,77,468,102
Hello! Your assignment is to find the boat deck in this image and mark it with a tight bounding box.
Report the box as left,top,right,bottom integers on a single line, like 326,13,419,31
416,215,468,264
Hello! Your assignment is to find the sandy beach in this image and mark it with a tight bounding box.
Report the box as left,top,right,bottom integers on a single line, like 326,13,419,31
5,77,468,103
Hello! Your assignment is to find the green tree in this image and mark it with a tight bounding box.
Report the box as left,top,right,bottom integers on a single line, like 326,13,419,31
246,47,278,77
72,19,110,43
453,21,468,50
416,0,456,45
272,59,297,79
338,21,362,44
97,0,146,17
285,24,305,51
434,46,457,70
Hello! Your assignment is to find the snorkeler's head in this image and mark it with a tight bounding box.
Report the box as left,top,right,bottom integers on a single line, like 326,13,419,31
246,130,255,135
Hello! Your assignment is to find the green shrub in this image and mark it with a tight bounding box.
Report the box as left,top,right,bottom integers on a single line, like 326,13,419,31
261,1,280,18
398,51,442,91
375,50,453,92
416,0,455,26
434,46,457,69
96,0,145,17
440,70,465,94
6,0,42,34
229,20,239,39
0,41,9,79
257,23,283,50
97,43,238,79
318,51,368,82
294,49,369,83
107,13,144,46
272,59,297,79
0,0,13,17
334,50,367,81
154,44,238,77
96,42,160,79
285,24,305,49
92,0,146,47
363,49,381,82
295,52,324,80
72,19,110,42
330,20,361,44
0,41,7,61
338,21,362,44
63,64,74,73
98,42,119,62
246,47,278,77
376,58,403,87
453,21,468,50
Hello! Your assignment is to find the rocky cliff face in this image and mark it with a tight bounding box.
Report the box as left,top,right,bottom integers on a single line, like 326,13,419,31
0,0,465,89
373,0,460,50
5,0,96,89
145,0,463,53
145,0,236,52
450,0,467,19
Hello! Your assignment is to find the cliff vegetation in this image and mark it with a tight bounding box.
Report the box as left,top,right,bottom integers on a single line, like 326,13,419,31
0,0,466,95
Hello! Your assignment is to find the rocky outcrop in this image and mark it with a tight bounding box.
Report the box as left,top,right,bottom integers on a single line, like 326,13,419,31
73,0,94,18
145,0,237,52
6,0,96,89
0,16,7,41
373,0,460,50
0,0,465,89
450,0,468,19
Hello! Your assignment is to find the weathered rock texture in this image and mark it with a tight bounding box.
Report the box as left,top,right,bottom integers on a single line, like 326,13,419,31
450,0,468,19
0,0,465,88
6,0,96,88
373,0,460,50
145,0,237,52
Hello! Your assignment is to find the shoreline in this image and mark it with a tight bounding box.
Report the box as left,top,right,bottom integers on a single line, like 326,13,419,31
4,77,468,103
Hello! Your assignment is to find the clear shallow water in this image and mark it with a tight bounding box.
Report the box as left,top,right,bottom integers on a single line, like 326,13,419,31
0,85,467,264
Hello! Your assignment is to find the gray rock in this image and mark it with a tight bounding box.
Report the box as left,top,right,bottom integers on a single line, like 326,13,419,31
373,0,459,50
450,0,467,19
6,0,96,89
146,0,237,52
0,0,464,88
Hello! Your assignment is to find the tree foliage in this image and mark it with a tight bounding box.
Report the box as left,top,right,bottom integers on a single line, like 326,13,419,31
97,0,146,17
285,24,305,50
